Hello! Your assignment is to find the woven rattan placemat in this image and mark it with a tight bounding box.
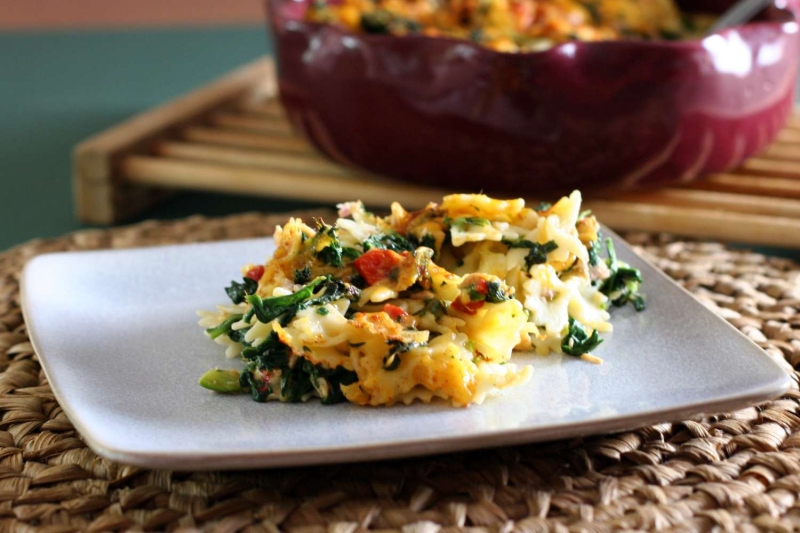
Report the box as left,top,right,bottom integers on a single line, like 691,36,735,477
2,211,800,532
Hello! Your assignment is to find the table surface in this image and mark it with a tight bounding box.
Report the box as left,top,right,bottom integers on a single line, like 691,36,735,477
1,26,799,256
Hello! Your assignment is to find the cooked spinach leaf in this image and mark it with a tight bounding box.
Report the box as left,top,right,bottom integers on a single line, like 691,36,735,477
294,265,311,284
360,10,419,34
227,327,249,345
466,280,508,303
410,233,437,251
279,365,316,402
239,367,271,402
485,280,509,303
561,317,603,356
588,235,602,267
596,238,646,311
360,9,392,33
246,277,327,324
414,298,446,319
241,332,291,370
342,247,362,260
237,341,356,404
225,277,258,304
363,231,414,253
311,219,343,267
206,314,243,340
383,340,424,370
524,241,558,269
449,217,491,230
302,360,358,405
308,278,360,307
502,238,559,269
246,276,360,326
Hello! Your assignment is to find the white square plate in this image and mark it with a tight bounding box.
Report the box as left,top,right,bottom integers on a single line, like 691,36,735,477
21,234,791,470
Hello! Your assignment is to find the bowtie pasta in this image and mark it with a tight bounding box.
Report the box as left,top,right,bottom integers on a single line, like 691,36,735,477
198,191,645,407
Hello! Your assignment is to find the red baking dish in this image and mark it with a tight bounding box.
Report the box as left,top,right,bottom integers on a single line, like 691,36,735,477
266,0,800,193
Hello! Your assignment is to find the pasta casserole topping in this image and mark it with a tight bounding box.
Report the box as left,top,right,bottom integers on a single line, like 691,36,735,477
305,0,713,52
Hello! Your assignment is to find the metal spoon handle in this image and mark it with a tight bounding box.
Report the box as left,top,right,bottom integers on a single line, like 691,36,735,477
707,0,775,33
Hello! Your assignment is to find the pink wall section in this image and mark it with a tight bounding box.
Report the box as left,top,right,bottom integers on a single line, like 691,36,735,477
0,0,264,30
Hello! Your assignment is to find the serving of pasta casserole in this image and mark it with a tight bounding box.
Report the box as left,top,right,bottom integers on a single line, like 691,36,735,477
198,191,644,407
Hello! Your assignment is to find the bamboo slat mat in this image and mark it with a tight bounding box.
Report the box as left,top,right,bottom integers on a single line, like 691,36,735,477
2,212,800,531
74,58,800,249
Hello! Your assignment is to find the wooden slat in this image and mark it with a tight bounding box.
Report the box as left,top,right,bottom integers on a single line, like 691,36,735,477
155,141,348,176
209,112,294,136
785,113,800,129
759,142,800,162
181,126,313,154
121,156,450,209
606,188,800,218
237,100,285,118
737,158,800,179
776,129,800,144
681,173,800,198
585,201,800,248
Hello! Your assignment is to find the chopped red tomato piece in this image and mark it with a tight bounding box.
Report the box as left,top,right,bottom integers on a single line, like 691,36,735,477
245,265,265,281
451,297,485,315
382,304,408,321
257,370,271,394
353,249,403,285
511,0,535,31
